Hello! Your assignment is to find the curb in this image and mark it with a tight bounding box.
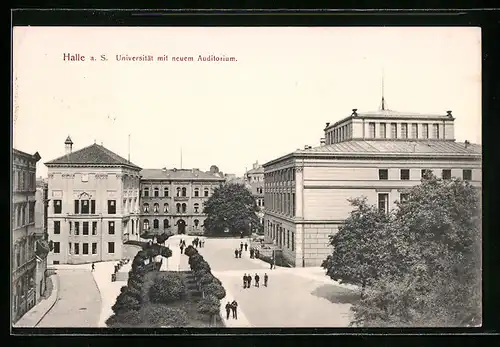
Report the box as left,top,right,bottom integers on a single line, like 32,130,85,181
33,273,60,327
92,269,106,328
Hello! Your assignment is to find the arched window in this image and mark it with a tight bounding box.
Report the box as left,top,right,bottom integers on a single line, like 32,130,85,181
194,203,199,213
176,187,181,197
204,188,209,197
143,187,149,197
163,203,169,213
194,188,200,197
164,187,169,197
153,203,159,213
181,203,187,213
163,219,169,229
154,187,159,197
143,219,149,230
153,219,159,229
194,219,199,228
176,203,181,213
181,187,187,197
143,203,149,213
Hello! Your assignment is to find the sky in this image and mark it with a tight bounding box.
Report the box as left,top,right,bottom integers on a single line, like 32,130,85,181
13,27,481,178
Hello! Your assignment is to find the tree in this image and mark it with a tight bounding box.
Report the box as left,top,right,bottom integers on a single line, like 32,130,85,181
342,175,481,327
203,282,226,300
323,197,395,292
203,183,259,236
197,295,221,326
149,274,186,303
156,232,171,245
111,291,141,314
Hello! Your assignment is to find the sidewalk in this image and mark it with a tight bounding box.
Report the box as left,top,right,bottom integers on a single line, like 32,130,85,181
13,272,60,328
212,271,251,328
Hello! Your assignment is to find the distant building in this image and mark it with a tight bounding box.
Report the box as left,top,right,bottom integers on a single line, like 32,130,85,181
245,161,265,226
12,148,47,323
139,167,225,235
263,105,482,267
44,137,142,265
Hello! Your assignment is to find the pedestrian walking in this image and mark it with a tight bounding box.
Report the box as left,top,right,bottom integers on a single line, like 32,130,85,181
255,249,260,258
225,302,232,320
235,249,239,259
254,273,260,287
240,242,243,251
250,249,254,259
91,262,95,272
243,273,247,288
247,274,252,288
244,243,248,251
231,300,238,319
264,273,268,287
180,245,184,254
269,260,273,269
238,249,242,258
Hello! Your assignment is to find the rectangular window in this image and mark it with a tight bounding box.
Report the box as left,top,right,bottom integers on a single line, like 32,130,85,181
380,123,387,138
400,169,410,180
69,221,73,235
108,200,116,214
143,189,149,197
433,124,440,139
422,124,429,139
287,230,290,249
68,242,72,254
53,242,60,254
74,200,79,214
81,200,89,214
54,221,60,234
164,188,169,197
421,169,432,179
53,200,62,214
379,169,388,180
401,124,408,139
391,123,397,138
108,242,115,254
411,123,418,139
369,122,376,138
92,243,97,254
82,243,89,255
75,222,80,235
52,260,60,265
463,169,472,181
442,169,452,180
90,200,95,214
29,202,35,223
378,193,389,214
400,193,409,203
154,189,159,197
108,221,115,234
83,221,89,235
81,173,88,182
291,232,295,251
92,221,97,235
74,243,79,255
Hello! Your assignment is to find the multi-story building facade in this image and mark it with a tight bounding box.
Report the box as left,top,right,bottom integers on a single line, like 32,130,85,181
245,161,265,226
44,137,142,265
12,148,46,323
139,168,225,235
263,106,482,267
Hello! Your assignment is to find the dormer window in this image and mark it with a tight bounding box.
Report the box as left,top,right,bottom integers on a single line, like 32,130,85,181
401,124,408,139
369,123,376,138
380,123,387,139
411,123,418,139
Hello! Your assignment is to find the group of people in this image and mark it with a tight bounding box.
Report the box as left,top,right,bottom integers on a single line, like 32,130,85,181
249,247,260,259
225,300,239,320
243,273,268,288
192,237,205,248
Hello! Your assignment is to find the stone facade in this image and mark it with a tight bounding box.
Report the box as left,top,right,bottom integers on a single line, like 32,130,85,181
245,161,265,226
263,108,482,267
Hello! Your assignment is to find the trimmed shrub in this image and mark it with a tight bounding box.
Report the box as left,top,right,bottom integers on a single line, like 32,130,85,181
142,305,189,327
197,295,221,317
203,282,226,300
106,310,142,327
200,273,215,286
193,261,211,273
111,291,141,314
184,245,198,257
160,246,172,258
149,274,186,303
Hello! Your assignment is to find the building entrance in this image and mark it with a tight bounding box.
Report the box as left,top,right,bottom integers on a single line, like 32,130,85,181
177,219,186,234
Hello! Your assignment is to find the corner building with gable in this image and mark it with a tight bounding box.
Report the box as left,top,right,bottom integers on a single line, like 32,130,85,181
45,137,142,265
263,106,482,267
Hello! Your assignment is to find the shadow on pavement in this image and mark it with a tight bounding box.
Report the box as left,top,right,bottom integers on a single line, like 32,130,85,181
311,283,361,305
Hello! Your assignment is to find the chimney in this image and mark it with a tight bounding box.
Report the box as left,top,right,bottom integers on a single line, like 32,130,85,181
64,135,73,155
465,140,470,148
352,109,358,116
320,138,326,146
446,110,453,118
304,145,309,150
162,167,167,172
325,122,330,128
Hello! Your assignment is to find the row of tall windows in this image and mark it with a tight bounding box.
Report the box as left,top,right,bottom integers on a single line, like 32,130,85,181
13,201,35,229
378,169,473,181
142,202,201,214
13,170,36,192
265,192,295,216
143,218,200,230
369,122,441,139
52,199,117,215
326,123,353,144
53,220,117,235
267,223,295,251
143,186,211,197
264,168,295,184
52,241,114,255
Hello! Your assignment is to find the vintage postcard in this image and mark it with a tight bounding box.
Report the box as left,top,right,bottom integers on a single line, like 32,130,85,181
12,25,482,330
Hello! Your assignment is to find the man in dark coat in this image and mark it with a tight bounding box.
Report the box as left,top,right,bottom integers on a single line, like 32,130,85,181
244,243,248,251
264,273,268,287
247,274,252,288
225,302,232,319
238,249,242,258
231,300,238,319
254,273,260,287
250,249,254,259
243,273,247,288
235,248,239,258
240,242,244,251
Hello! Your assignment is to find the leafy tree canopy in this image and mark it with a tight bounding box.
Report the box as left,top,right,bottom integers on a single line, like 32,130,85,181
203,183,259,236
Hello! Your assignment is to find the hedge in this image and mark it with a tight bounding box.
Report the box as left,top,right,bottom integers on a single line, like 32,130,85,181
142,305,189,327
203,282,226,300
149,274,187,304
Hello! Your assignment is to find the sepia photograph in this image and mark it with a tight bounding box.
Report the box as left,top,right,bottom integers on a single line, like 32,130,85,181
12,25,482,330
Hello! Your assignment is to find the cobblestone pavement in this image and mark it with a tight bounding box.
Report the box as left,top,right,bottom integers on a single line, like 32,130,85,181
36,269,101,327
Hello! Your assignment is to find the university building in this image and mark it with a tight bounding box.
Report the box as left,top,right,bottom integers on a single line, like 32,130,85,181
44,137,142,265
263,105,482,267
245,161,265,226
139,168,225,235
12,148,48,323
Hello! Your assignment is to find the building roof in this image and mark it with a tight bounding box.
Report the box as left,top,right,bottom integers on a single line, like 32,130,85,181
44,143,141,170
140,168,226,181
327,108,454,130
13,148,41,161
264,140,481,167
247,166,264,174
